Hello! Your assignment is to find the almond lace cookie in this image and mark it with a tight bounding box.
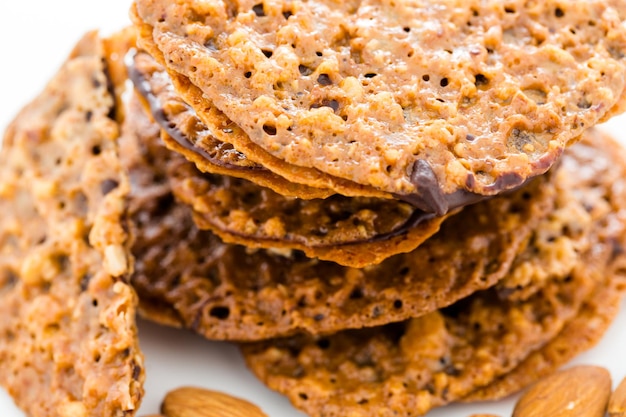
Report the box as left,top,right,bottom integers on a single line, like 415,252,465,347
464,131,626,402
240,253,609,417
133,0,626,213
130,50,333,200
496,129,624,301
464,256,626,403
0,32,143,416
122,92,554,340
132,14,393,201
129,51,451,268
240,129,626,417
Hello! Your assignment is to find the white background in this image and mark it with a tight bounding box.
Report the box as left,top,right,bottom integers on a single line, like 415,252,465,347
0,2,625,416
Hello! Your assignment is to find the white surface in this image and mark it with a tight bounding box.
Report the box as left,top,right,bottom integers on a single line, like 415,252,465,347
0,1,625,416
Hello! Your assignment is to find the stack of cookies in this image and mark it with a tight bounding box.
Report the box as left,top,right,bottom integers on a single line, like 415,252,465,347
2,1,626,416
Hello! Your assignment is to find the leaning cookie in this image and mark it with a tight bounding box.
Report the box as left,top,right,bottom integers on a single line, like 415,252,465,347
133,0,626,211
0,32,143,416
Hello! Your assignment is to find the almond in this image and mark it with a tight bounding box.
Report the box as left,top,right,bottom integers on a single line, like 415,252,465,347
161,387,268,417
609,377,626,417
513,365,611,417
468,414,501,417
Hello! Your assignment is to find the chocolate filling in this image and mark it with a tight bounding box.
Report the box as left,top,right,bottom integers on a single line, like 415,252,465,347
128,54,263,172
394,160,486,215
395,160,539,216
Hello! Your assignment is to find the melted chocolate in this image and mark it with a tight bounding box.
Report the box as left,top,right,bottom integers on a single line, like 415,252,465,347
128,53,262,172
395,160,487,216
408,160,449,215
485,172,524,192
395,160,541,216
367,209,436,244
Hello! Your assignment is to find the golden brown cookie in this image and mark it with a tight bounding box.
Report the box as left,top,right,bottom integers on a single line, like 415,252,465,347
131,17,392,201
496,129,624,301
130,50,333,200
464,133,626,402
239,130,626,416
240,255,605,417
133,0,626,211
0,32,143,416
463,256,626,403
170,161,451,268
124,90,555,340
128,51,453,268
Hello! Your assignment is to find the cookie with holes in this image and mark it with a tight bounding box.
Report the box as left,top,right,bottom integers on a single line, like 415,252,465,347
463,131,626,402
241,129,626,415
130,50,335,200
128,51,454,268
464,254,626,403
132,0,626,213
131,19,394,201
123,89,559,340
242,249,622,417
0,32,144,416
168,159,453,268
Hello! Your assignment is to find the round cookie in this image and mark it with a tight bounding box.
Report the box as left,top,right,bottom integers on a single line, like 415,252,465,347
464,253,626,402
240,251,606,417
130,12,481,206
133,0,626,211
239,130,626,416
123,90,556,340
130,50,334,200
0,32,143,417
129,18,393,201
169,158,451,268
129,49,455,268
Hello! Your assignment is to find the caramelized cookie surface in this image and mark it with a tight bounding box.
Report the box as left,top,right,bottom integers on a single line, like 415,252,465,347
133,0,626,210
240,130,626,416
0,32,143,417
125,92,555,340
128,52,451,267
